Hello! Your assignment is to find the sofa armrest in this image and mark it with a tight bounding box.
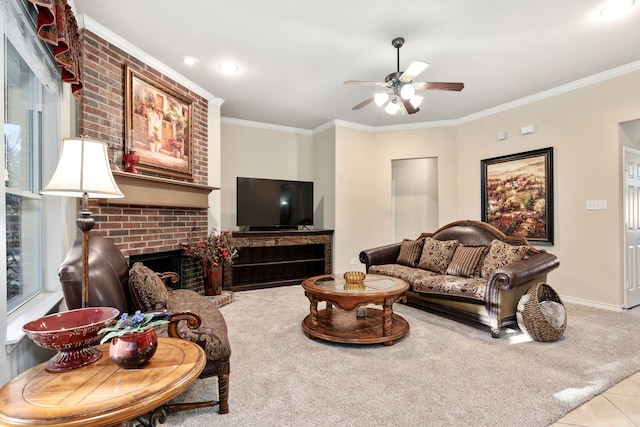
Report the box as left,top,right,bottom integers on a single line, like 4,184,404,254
359,242,402,272
166,310,202,339
488,251,560,291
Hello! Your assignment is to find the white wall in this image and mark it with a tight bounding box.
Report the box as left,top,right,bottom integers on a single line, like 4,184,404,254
312,125,336,232
208,99,223,230
220,120,314,230
456,70,640,307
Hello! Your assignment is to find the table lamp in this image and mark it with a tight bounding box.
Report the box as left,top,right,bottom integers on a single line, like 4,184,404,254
41,136,124,308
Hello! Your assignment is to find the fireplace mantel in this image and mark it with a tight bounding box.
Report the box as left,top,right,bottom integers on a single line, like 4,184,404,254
99,171,217,209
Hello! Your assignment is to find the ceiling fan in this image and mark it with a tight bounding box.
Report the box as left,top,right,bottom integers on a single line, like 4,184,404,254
344,37,464,115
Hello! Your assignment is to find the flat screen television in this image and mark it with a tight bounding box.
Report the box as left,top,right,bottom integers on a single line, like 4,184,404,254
236,177,314,230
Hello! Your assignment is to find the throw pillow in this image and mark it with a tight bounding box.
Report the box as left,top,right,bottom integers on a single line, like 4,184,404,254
397,238,425,267
417,237,459,274
480,239,528,278
446,245,487,277
129,262,170,311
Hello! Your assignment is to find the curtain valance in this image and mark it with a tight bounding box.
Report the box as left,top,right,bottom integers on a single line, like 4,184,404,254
27,0,82,97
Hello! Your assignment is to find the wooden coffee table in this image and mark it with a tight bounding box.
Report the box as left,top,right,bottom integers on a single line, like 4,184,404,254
301,273,410,346
0,337,205,427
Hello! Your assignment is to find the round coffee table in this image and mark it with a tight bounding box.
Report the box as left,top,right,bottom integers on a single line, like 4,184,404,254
301,273,410,346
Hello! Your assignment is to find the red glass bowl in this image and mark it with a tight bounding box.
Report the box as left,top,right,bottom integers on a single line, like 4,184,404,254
22,307,120,372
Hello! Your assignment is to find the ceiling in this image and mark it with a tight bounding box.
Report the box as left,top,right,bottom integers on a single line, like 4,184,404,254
73,0,640,130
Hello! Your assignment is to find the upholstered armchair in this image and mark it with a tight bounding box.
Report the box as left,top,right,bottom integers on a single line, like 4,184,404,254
58,234,231,414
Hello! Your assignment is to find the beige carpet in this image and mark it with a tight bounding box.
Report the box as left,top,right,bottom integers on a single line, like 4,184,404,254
163,285,640,427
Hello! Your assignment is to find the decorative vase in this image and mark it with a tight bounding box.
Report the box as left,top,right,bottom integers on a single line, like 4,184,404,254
204,264,223,296
123,151,140,174
109,328,158,369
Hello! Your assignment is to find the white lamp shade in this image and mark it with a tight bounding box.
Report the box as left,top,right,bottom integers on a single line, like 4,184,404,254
400,83,415,100
374,92,389,107
41,137,124,199
385,100,400,115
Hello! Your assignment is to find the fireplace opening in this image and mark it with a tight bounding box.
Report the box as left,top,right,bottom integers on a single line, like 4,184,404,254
129,250,183,289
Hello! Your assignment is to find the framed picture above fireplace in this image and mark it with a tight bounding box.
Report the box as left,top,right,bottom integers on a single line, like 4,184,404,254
481,147,554,244
124,65,194,180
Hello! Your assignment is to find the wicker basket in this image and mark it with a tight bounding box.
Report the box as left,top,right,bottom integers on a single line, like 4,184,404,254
516,283,566,342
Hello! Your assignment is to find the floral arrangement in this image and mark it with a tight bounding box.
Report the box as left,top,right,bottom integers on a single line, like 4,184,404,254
181,229,239,270
98,311,168,345
169,138,182,151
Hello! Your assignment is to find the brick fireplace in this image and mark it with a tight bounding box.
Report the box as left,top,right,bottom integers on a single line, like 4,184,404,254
78,29,214,292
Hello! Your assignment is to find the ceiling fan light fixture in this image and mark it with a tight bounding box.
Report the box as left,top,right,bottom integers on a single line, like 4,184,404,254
385,98,400,115
600,0,635,17
400,83,415,100
409,95,424,109
345,37,463,116
374,92,389,107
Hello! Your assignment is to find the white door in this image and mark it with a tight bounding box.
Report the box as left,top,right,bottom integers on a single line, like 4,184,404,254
623,148,640,308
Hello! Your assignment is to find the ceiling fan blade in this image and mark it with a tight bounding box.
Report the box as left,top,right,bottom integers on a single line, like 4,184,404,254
344,80,388,87
401,98,420,114
399,61,429,82
414,82,465,91
352,97,374,110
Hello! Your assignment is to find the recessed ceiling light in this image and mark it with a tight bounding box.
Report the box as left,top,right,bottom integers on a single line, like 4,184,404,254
600,0,635,18
180,56,199,66
218,62,239,74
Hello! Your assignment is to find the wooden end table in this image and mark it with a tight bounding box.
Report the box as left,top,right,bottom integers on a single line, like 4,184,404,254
301,273,410,346
0,337,205,427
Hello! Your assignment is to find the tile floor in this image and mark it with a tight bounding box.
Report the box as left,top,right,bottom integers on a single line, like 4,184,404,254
551,305,640,426
551,371,640,426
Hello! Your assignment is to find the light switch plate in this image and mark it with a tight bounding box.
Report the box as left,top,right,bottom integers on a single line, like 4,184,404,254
586,200,607,210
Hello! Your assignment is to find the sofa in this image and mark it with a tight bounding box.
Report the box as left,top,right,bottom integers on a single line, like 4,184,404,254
359,220,559,337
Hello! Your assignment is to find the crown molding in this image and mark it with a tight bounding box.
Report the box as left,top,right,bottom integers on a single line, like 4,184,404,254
373,119,459,132
79,14,224,104
220,117,313,135
458,60,640,124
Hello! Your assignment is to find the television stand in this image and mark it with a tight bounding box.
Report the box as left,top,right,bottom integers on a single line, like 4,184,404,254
226,230,333,291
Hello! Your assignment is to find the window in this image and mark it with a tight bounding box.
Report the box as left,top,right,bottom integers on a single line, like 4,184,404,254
5,39,44,311
4,0,61,313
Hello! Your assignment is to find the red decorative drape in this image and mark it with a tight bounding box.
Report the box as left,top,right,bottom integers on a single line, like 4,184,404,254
27,0,83,97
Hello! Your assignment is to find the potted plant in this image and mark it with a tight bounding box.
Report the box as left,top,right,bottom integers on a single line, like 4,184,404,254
181,229,239,296
98,311,169,369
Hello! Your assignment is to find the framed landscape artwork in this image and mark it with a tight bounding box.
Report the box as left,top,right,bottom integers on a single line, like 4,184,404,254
481,147,554,244
124,65,194,180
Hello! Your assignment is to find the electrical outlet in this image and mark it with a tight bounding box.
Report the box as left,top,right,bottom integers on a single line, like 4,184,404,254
586,200,607,210
349,257,359,265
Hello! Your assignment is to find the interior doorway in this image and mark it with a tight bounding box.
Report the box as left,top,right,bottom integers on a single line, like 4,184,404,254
622,120,640,309
391,157,438,242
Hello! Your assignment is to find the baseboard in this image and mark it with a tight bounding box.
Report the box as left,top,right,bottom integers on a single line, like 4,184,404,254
560,295,624,312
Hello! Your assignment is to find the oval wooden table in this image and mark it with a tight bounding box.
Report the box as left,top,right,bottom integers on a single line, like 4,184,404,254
301,273,410,346
0,337,205,427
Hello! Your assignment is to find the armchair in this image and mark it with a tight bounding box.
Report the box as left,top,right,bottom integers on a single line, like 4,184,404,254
58,234,231,414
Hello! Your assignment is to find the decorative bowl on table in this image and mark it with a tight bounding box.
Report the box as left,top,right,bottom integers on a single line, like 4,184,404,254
343,271,366,290
22,307,120,372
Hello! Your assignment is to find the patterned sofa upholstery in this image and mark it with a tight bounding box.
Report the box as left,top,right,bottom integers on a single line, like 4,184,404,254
359,220,559,337
58,234,231,414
